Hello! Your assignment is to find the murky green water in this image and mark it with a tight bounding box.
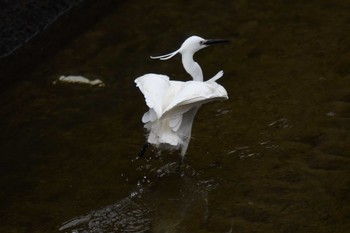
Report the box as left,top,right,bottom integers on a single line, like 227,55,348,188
1,0,350,232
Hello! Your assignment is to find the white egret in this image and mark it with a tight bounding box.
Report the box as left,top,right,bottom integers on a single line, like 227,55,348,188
135,36,229,161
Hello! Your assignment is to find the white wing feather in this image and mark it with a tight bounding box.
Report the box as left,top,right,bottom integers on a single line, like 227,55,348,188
135,74,170,119
135,73,229,152
164,81,228,113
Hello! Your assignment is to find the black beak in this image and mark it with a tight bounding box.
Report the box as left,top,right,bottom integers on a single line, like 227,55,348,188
203,39,230,45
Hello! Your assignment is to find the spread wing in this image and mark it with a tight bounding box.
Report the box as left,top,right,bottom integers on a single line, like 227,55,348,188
135,73,170,119
164,80,228,113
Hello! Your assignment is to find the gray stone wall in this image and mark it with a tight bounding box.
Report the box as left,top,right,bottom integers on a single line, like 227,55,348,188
0,0,84,58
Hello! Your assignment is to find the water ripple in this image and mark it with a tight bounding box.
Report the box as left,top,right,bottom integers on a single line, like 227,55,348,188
59,162,217,233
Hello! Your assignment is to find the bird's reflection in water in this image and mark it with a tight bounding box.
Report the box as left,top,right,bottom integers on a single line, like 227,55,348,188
59,162,217,233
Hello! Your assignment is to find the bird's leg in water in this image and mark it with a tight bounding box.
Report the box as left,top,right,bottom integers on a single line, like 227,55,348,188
176,155,185,176
154,150,162,160
179,155,185,166
138,143,150,158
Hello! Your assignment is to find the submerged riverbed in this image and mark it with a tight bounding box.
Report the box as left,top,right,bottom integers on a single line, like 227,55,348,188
1,1,350,232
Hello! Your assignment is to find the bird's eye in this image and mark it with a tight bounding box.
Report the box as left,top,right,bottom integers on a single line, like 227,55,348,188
200,41,204,45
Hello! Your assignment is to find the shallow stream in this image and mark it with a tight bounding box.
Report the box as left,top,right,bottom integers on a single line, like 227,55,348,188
1,1,350,232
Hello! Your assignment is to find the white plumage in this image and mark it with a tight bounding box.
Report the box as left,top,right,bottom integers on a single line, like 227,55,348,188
135,36,229,158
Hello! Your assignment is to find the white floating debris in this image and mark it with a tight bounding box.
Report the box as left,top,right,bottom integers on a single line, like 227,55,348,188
326,111,336,117
54,75,105,87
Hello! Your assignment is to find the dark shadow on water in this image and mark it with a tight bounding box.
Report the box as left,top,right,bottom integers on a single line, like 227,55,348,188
59,161,217,233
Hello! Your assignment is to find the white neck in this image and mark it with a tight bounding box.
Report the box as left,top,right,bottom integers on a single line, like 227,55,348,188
181,53,203,81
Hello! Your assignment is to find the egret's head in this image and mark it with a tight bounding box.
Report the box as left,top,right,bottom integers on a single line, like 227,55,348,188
179,36,229,55
179,36,207,54
150,35,229,60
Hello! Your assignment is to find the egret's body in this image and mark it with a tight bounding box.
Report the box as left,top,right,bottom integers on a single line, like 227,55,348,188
135,36,228,159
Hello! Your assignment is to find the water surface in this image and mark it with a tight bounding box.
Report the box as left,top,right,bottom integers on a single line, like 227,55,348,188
1,1,350,232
